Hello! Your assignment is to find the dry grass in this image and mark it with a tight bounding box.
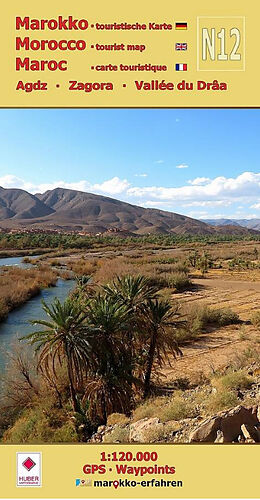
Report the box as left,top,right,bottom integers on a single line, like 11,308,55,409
94,257,138,283
142,421,182,443
251,311,260,328
67,258,98,276
103,426,130,443
205,390,239,413
92,254,193,293
0,265,58,320
106,413,130,426
187,304,240,333
211,371,253,391
2,404,79,444
132,393,197,423
2,239,260,444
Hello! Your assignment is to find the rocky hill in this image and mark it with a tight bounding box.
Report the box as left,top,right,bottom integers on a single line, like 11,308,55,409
0,186,257,235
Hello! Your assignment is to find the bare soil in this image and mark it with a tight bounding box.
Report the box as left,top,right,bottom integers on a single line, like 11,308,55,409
162,274,260,383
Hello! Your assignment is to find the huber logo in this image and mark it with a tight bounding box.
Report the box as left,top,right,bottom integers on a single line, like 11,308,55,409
17,453,41,487
22,457,36,471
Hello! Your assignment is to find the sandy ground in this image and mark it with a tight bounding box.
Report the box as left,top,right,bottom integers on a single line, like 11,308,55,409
161,276,260,383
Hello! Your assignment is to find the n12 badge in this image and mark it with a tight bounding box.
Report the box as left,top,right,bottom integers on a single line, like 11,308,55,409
197,16,245,71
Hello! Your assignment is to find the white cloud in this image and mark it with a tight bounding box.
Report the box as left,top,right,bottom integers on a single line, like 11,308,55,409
0,174,37,192
92,177,130,195
176,164,189,169
188,177,210,186
0,175,130,197
139,200,173,208
154,160,164,164
250,202,260,209
182,200,232,208
127,172,260,203
134,173,147,178
187,210,210,218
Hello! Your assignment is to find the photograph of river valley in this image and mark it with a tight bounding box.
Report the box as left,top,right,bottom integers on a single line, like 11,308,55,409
0,108,259,444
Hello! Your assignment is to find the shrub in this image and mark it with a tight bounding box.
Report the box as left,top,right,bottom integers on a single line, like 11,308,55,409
53,423,79,442
3,404,78,444
206,390,239,414
251,311,260,328
142,421,180,443
133,394,196,424
230,347,260,370
107,413,130,426
103,426,130,443
22,256,32,263
174,328,197,345
167,272,192,292
68,259,98,277
190,305,239,332
0,298,9,321
159,396,196,422
94,257,137,283
132,397,167,422
216,308,240,326
172,262,190,274
212,371,253,391
50,260,63,267
3,409,51,443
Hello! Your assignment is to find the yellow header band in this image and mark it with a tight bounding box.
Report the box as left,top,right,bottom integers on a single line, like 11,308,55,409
0,0,257,107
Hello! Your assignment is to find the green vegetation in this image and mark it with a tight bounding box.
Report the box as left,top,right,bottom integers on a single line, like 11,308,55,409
166,272,192,291
2,337,259,443
1,231,260,253
189,305,240,333
3,405,79,444
26,298,92,413
206,390,239,413
4,274,183,442
132,393,197,424
211,371,253,391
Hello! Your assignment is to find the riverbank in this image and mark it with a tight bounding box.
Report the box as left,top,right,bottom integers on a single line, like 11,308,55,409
0,265,59,321
0,249,52,258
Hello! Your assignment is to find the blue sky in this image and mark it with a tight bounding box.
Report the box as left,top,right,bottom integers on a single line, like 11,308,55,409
0,108,260,219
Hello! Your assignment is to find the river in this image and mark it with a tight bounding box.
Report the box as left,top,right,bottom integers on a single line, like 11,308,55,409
0,255,34,269
0,256,75,370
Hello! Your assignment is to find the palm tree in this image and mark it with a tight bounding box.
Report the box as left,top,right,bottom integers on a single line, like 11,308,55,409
103,275,158,311
143,299,183,399
83,294,132,422
74,275,96,300
76,274,92,289
22,297,92,413
103,275,158,385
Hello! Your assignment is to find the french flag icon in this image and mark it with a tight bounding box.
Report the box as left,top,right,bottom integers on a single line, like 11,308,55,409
176,63,187,71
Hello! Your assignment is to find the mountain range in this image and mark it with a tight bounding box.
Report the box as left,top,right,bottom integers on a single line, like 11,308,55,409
203,218,260,231
0,186,257,236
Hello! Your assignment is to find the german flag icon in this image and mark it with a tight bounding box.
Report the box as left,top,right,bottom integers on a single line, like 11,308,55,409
175,22,187,30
